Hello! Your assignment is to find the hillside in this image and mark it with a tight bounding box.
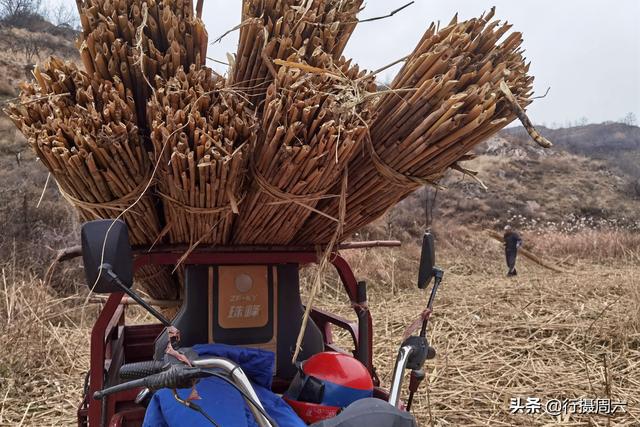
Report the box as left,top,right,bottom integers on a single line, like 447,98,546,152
0,19,80,276
503,123,640,179
0,18,78,98
370,126,640,241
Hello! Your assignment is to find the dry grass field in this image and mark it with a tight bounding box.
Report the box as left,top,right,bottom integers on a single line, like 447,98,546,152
1,229,638,426
311,231,640,426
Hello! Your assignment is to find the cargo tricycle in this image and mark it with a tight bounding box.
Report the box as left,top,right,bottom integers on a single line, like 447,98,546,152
75,220,444,426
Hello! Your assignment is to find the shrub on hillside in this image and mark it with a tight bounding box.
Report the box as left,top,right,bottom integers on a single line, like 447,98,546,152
0,0,41,27
0,78,15,97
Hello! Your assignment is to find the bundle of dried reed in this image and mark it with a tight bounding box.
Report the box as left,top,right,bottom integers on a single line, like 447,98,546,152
230,0,363,107
75,0,208,128
3,0,209,300
6,58,176,299
232,52,377,245
296,10,537,244
148,65,257,247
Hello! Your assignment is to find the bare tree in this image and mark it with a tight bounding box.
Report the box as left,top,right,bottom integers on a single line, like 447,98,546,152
4,29,41,63
621,112,637,126
0,0,42,25
45,2,78,29
24,33,41,62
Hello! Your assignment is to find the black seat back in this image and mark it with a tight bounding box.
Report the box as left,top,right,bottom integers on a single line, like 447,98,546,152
154,264,324,379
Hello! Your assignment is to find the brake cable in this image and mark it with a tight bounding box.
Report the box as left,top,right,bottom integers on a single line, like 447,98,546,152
170,370,279,427
172,390,221,427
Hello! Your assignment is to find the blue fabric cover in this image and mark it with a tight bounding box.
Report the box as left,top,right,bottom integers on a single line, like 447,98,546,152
143,344,305,427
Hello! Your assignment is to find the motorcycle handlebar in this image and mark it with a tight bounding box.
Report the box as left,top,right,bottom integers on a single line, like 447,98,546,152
119,360,168,380
94,365,208,400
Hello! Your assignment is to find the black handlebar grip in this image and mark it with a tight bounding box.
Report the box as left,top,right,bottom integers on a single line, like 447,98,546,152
357,281,367,304
120,361,168,380
143,366,206,390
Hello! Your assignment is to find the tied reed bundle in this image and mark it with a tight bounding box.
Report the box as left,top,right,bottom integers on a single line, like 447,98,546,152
296,10,536,244
230,0,363,107
6,58,176,299
232,51,377,245
7,0,209,301
76,0,208,128
148,66,257,247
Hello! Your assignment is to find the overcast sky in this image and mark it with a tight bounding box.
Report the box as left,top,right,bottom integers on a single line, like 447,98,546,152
58,0,640,126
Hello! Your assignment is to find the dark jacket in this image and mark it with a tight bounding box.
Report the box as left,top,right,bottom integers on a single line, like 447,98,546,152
504,231,523,252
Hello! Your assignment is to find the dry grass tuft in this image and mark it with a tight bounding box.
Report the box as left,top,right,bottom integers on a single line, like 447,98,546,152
526,229,640,263
0,265,94,425
409,263,638,426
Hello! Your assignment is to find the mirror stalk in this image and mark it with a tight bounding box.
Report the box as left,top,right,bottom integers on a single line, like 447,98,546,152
403,267,443,412
100,264,172,327
421,267,443,337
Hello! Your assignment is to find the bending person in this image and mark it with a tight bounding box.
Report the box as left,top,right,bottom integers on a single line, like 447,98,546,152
503,225,523,277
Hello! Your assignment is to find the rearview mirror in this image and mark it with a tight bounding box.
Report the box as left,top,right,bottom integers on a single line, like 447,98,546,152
417,232,436,289
81,219,134,293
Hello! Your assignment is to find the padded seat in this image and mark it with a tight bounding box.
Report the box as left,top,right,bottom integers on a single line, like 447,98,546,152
154,264,324,379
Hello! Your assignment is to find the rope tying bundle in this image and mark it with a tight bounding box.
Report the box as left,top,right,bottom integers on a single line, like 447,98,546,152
364,135,442,189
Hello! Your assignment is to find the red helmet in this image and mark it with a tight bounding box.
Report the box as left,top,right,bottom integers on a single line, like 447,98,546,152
284,352,374,424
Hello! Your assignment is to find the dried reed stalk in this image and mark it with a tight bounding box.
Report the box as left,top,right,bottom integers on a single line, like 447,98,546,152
232,52,376,244
296,10,536,243
6,59,177,299
148,66,257,247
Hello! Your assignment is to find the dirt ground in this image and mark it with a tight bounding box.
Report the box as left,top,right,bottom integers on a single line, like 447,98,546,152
379,264,639,426
0,246,638,426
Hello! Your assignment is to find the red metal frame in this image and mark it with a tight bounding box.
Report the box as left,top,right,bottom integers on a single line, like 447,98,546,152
79,249,376,426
